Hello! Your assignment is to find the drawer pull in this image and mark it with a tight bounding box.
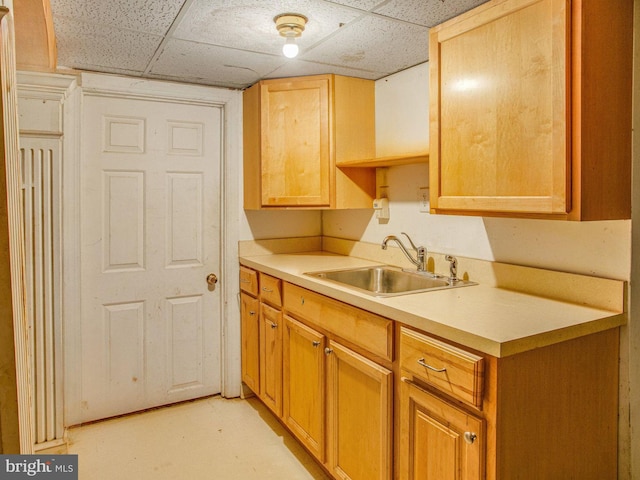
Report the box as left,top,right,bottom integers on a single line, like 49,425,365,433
270,322,278,329
262,287,274,293
417,358,447,373
240,278,250,284
300,296,305,305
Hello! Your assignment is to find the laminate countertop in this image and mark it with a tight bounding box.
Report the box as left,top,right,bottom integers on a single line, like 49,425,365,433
239,252,626,357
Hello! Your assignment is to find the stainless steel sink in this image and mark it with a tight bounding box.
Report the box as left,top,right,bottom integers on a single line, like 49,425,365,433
305,266,476,297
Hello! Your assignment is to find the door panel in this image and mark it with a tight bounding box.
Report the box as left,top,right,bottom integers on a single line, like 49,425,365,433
259,303,282,416
260,77,331,207
400,379,484,480
79,96,222,422
327,340,393,480
283,315,326,460
240,293,260,393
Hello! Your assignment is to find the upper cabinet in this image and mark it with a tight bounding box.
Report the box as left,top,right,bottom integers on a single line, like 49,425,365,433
429,0,632,220
243,74,376,210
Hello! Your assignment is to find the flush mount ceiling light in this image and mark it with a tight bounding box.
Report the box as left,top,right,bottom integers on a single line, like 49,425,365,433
274,13,308,59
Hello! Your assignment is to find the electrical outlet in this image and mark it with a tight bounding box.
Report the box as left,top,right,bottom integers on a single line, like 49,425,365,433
418,187,429,213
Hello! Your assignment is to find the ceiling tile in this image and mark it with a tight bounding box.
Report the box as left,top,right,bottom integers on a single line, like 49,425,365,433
324,0,387,10
300,15,429,75
47,0,495,90
53,16,163,72
149,39,287,89
374,0,490,27
265,59,384,81
172,0,364,56
50,0,184,34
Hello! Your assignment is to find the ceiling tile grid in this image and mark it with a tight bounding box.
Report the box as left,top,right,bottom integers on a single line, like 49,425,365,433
373,0,490,27
52,15,165,72
172,0,364,56
50,0,186,34
298,13,429,74
48,0,491,90
150,39,286,88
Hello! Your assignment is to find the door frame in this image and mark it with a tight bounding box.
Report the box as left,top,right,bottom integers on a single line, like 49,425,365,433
63,72,242,426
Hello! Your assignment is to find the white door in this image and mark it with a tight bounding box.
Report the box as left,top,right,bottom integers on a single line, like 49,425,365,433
79,95,222,422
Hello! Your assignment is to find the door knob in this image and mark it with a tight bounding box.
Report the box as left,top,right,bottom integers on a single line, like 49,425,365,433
206,273,218,286
464,432,477,445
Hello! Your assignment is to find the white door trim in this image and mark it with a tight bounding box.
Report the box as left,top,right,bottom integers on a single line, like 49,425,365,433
1,8,34,453
63,73,241,425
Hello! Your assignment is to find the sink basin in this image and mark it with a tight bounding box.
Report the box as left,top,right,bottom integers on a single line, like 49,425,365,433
305,266,476,297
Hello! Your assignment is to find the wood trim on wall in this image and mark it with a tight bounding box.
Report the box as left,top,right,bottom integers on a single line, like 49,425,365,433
0,6,34,454
14,0,56,72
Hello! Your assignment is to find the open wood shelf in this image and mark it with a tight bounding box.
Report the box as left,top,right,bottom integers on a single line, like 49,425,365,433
336,152,429,168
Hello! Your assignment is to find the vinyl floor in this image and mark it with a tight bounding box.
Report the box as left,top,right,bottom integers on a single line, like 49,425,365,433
67,395,330,479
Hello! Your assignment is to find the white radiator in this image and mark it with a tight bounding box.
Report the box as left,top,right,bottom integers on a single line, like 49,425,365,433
20,135,63,445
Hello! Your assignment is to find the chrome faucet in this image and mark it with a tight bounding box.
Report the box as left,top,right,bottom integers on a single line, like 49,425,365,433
381,232,427,272
445,255,458,282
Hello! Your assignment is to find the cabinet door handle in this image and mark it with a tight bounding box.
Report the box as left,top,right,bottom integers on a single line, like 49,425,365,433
249,310,256,316
300,296,305,305
324,347,333,356
262,287,273,293
270,322,278,329
417,358,447,373
312,341,320,348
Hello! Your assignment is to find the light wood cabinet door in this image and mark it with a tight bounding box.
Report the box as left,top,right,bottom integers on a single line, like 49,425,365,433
430,0,570,216
283,315,326,461
259,303,282,416
240,292,260,393
429,0,632,220
327,340,393,480
399,378,484,480
260,76,331,207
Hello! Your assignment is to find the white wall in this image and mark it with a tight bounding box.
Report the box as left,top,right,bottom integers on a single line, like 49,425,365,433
323,64,631,281
240,209,321,240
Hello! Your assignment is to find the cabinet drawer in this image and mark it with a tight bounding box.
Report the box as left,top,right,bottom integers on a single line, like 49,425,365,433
400,327,484,407
259,273,282,307
239,266,258,296
284,283,393,361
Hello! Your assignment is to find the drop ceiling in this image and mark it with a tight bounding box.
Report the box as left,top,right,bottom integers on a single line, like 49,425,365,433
49,0,490,90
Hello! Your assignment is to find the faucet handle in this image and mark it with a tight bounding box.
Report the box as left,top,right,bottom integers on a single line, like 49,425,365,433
445,255,458,282
401,232,419,252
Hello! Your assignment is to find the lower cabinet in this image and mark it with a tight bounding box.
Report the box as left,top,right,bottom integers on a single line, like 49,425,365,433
326,340,393,480
283,315,393,480
240,292,260,393
260,302,283,416
283,315,326,460
239,268,284,417
399,377,484,480
398,326,619,480
240,266,619,480
399,326,485,480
